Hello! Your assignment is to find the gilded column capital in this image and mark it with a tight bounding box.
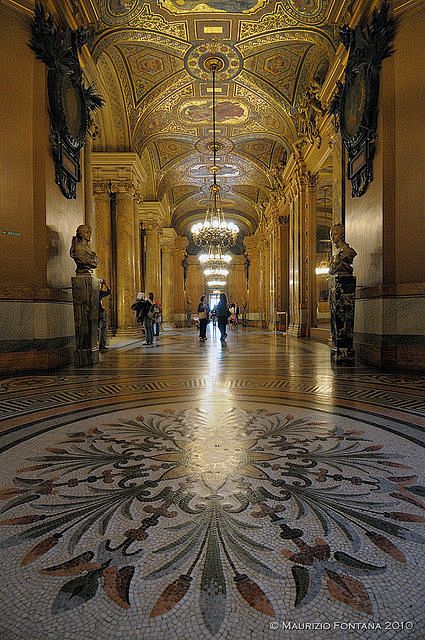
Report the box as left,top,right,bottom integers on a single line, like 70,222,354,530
93,181,110,195
243,236,259,256
143,221,161,234
174,236,189,252
160,227,177,251
111,180,138,197
306,172,319,189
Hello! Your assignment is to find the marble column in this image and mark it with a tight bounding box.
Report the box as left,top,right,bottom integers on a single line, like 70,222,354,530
144,223,161,297
288,165,312,337
93,183,112,321
160,229,177,323
173,236,188,327
115,187,136,329
84,133,95,244
94,183,111,284
133,202,142,295
278,217,290,330
307,174,318,330
244,237,260,325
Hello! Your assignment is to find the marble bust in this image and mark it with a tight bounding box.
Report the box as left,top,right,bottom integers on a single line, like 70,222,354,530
70,224,99,274
329,223,357,275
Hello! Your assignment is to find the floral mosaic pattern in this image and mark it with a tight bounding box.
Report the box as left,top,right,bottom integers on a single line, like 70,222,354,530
1,408,425,635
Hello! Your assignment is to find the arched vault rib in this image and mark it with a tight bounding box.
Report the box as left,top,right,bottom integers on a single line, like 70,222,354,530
92,28,190,63
95,52,131,151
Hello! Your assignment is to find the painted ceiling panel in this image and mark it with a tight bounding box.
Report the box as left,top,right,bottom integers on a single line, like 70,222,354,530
95,0,339,241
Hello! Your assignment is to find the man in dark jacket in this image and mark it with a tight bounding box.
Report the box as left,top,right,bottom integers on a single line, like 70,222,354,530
215,292,230,342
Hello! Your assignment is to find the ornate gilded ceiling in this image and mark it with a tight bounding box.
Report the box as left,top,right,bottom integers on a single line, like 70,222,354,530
93,0,341,241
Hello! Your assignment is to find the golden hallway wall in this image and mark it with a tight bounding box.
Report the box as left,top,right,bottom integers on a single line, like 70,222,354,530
346,3,425,370
0,6,85,373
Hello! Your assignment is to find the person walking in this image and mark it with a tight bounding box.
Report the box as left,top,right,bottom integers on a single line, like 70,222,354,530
131,292,146,338
153,297,162,337
142,292,156,346
198,295,210,342
215,292,230,342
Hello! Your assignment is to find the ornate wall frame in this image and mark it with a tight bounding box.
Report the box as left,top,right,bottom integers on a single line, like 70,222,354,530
29,3,103,199
329,3,397,198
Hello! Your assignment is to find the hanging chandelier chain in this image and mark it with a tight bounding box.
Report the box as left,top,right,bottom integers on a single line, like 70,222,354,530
212,65,217,178
191,56,239,253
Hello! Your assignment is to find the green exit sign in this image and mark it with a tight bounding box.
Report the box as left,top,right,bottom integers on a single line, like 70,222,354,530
2,230,22,237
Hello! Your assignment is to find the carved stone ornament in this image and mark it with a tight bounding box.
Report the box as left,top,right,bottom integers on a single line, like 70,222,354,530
29,3,104,199
329,2,397,197
293,81,326,153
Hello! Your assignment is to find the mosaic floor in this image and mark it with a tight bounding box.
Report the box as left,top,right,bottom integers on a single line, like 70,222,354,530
1,327,424,640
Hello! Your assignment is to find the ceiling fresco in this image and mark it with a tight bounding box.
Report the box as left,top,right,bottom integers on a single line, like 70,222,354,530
93,0,341,243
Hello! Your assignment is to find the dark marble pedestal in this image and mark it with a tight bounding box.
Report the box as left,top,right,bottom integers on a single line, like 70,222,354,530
329,275,356,365
71,275,100,366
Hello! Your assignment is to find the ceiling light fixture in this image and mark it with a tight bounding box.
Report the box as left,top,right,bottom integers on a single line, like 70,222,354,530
204,268,229,277
198,251,232,265
191,57,239,250
207,280,226,287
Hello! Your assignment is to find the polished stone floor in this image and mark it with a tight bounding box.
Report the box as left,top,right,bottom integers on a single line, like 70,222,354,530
0,326,424,640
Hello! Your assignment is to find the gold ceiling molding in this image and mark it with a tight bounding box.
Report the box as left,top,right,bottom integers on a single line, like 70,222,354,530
153,137,198,169
98,2,188,39
157,0,269,14
96,53,131,150
239,3,302,39
107,44,186,111
131,71,193,125
93,28,190,62
232,80,293,138
236,26,336,59
133,84,197,151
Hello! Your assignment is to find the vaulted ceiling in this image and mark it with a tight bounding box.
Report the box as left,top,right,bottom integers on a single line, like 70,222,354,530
93,0,343,244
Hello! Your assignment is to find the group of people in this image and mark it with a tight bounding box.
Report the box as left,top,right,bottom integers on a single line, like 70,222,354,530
197,293,237,343
131,292,162,346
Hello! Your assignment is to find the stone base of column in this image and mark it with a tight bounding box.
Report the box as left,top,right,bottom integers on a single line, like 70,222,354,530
71,275,100,367
173,313,186,327
288,323,308,337
329,275,356,365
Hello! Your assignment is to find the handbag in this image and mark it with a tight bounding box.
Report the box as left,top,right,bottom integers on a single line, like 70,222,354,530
198,311,206,320
148,304,160,320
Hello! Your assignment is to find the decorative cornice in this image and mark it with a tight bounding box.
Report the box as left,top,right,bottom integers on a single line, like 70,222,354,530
111,181,138,197
92,152,146,186
160,227,178,250
138,201,169,228
174,236,189,252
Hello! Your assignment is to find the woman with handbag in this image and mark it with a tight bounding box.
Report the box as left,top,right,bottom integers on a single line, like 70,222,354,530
198,295,210,342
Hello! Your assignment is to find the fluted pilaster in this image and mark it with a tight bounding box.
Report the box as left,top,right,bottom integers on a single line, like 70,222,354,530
144,223,161,297
93,183,111,286
115,188,136,328
173,236,188,327
160,228,177,323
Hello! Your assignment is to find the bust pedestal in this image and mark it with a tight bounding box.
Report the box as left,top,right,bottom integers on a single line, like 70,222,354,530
71,275,100,366
329,275,356,365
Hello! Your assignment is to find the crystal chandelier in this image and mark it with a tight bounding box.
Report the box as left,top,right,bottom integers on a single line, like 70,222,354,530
191,57,239,250
199,251,232,265
207,280,226,287
204,267,229,277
